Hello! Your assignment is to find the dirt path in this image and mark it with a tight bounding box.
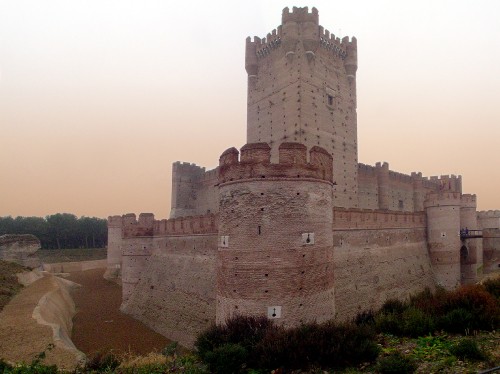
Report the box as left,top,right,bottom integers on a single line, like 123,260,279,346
67,268,171,356
0,275,81,370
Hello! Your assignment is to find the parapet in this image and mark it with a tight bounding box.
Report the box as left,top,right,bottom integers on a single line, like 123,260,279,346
240,142,271,163
478,210,500,218
461,194,477,209
122,213,155,237
428,174,462,193
218,142,333,184
424,192,462,209
282,6,318,25
107,215,123,228
172,161,205,174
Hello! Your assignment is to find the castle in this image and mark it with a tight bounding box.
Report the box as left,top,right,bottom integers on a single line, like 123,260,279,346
106,7,500,347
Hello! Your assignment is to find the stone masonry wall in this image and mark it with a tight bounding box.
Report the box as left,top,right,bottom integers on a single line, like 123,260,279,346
121,234,217,348
170,162,218,219
332,208,435,318
358,162,462,212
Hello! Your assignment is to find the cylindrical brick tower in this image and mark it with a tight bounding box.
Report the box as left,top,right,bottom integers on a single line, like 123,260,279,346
105,215,123,280
460,194,482,284
120,213,154,304
216,142,335,326
376,162,390,210
424,192,461,289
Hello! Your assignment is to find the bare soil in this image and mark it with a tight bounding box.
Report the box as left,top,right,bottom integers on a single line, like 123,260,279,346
67,268,171,357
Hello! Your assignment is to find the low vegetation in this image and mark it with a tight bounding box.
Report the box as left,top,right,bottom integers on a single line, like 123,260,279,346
0,260,27,311
1,276,499,373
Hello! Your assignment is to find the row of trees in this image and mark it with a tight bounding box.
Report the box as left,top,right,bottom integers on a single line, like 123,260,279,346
0,214,107,249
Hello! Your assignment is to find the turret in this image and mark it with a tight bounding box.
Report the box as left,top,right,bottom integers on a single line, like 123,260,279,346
105,215,123,281
246,7,359,209
216,142,335,326
460,194,482,283
376,162,390,210
424,192,462,289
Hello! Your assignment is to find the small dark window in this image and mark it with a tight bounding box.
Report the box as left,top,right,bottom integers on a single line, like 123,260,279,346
398,200,404,210
327,94,334,106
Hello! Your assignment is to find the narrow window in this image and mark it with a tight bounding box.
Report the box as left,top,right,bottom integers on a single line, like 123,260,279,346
327,94,334,106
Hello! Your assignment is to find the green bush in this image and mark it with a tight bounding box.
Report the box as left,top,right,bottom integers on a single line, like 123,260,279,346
195,315,275,368
380,299,408,315
354,309,376,326
400,307,435,337
255,321,379,371
449,339,486,361
0,359,12,372
202,343,248,374
375,312,403,336
83,351,120,372
196,315,379,372
162,341,178,357
438,308,474,333
375,352,417,374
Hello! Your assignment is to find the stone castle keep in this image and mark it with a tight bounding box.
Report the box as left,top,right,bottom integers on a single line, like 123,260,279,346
106,7,500,347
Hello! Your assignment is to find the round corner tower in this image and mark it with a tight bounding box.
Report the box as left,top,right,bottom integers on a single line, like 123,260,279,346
424,192,461,289
216,142,335,326
245,6,358,208
460,194,483,284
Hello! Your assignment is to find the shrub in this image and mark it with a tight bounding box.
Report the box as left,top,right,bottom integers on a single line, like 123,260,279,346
162,341,178,357
408,287,447,315
375,312,403,336
449,339,486,361
195,315,275,368
202,343,248,374
444,285,500,331
400,307,435,337
380,299,407,315
375,352,417,374
437,308,474,333
355,309,376,326
483,276,500,299
0,359,12,372
255,321,379,371
83,351,120,371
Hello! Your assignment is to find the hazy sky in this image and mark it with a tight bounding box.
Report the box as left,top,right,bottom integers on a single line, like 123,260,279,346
1,0,499,219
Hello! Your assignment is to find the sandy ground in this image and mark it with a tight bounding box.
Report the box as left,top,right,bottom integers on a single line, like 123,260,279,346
67,268,171,357
0,275,81,370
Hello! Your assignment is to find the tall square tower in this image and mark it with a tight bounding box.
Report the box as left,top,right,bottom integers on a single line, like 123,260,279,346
246,7,358,207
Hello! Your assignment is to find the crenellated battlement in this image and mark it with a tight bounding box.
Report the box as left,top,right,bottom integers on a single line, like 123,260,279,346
154,214,218,236
478,210,500,218
358,163,376,176
116,212,219,238
172,161,206,175
424,191,462,208
107,215,123,228
282,6,319,24
218,142,333,184
427,174,462,192
389,170,413,184
120,213,155,237
333,207,426,230
461,194,477,208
